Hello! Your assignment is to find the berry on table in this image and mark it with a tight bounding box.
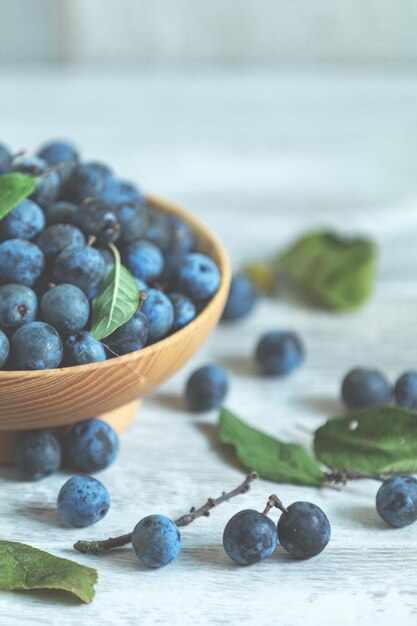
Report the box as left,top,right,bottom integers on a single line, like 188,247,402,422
105,310,149,356
394,371,417,410
255,330,304,376
123,240,164,282
168,292,196,331
176,252,220,302
65,331,107,366
0,330,10,368
0,284,38,330
36,223,85,260
0,239,45,286
341,367,391,410
66,418,119,473
132,514,181,568
10,321,63,370
223,509,277,566
376,475,417,528
41,284,89,334
185,364,229,411
57,475,110,527
222,274,258,321
13,430,61,480
277,501,331,559
53,245,106,293
140,289,174,341
0,199,45,241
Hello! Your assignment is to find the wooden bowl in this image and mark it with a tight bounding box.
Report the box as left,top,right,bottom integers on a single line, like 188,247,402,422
0,194,231,456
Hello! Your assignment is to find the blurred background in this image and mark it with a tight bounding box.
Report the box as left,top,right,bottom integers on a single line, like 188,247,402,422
0,0,416,273
0,0,416,66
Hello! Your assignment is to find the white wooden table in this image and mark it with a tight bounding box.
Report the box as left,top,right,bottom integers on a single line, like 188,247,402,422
1,68,417,625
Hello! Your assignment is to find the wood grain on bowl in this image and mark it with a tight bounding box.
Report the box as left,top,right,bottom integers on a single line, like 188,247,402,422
0,194,231,438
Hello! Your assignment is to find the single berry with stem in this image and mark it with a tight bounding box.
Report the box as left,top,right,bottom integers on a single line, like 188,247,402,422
376,475,417,528
223,509,277,566
65,331,107,366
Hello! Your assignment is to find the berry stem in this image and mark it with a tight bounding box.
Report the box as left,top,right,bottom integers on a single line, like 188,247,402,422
35,162,64,179
322,469,390,485
73,472,259,555
262,494,289,516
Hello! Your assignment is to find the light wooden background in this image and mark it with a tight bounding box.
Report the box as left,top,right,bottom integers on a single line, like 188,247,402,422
0,66,417,624
0,0,416,65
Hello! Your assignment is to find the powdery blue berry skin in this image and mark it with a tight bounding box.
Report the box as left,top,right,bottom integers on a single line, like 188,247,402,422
168,292,196,331
44,201,79,226
132,515,181,568
57,475,110,527
36,224,85,260
37,140,79,183
0,284,38,330
53,245,106,293
66,418,119,473
10,321,63,370
65,331,107,366
185,364,229,411
176,253,220,302
77,200,121,246
140,289,174,341
394,371,417,410
0,199,45,241
66,161,113,204
146,213,172,252
14,156,61,206
376,475,417,528
162,251,187,284
0,239,45,286
105,311,149,356
0,330,9,368
223,509,277,566
222,274,258,321
13,430,61,480
341,367,391,410
41,284,89,334
123,240,164,282
168,216,195,253
256,331,304,376
0,143,11,173
278,501,331,559
117,202,149,244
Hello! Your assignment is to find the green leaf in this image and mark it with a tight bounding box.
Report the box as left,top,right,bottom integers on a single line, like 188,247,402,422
219,407,324,486
314,406,417,473
90,243,140,341
0,540,97,603
0,172,37,220
278,231,376,310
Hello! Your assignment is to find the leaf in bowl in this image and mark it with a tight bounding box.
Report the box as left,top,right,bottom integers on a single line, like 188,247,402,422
0,172,36,220
91,243,140,341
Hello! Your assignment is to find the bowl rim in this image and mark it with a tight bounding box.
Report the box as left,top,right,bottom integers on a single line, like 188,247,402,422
0,193,231,380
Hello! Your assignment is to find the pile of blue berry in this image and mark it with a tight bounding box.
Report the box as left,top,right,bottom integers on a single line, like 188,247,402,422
0,140,221,370
341,367,417,411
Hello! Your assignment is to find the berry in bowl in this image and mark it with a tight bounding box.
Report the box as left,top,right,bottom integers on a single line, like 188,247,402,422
0,140,230,460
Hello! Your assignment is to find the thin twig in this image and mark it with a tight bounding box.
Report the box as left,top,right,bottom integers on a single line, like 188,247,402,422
73,472,259,555
322,469,389,485
262,494,289,516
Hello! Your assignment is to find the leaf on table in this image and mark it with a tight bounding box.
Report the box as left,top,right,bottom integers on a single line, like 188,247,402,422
90,243,140,340
219,407,324,486
0,172,37,220
314,406,417,473
0,540,97,603
278,230,376,310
